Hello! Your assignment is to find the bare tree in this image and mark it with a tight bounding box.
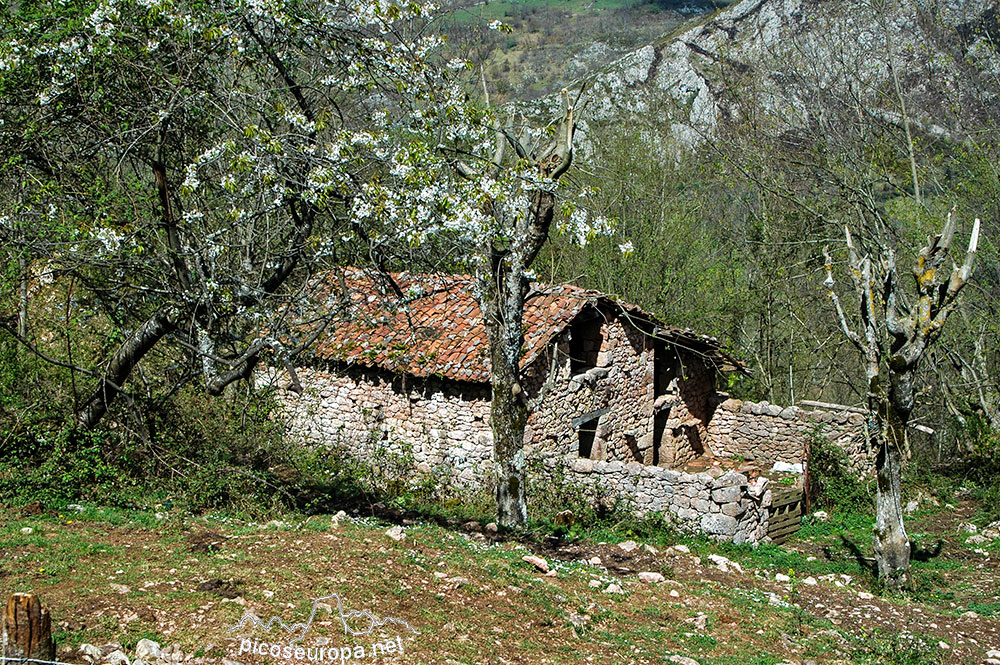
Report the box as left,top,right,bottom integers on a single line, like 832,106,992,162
824,212,981,589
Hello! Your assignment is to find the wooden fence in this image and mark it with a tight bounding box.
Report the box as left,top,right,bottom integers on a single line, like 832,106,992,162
768,487,804,544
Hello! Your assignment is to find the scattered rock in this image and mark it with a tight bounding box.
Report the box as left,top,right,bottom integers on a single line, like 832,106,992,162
960,522,978,534
545,570,558,578
485,522,498,535
904,500,919,514
66,503,86,512
775,573,791,583
685,614,708,630
643,544,659,555
588,579,601,588
110,583,130,595
638,571,666,584
385,526,405,541
588,556,602,566
522,555,549,573
707,554,742,574
79,644,103,663
669,589,680,598
134,640,162,662
858,592,874,600
567,613,589,628
668,655,700,665
967,534,989,545
264,520,288,529
618,540,639,553
802,576,817,586
461,521,481,532
982,527,1000,539
603,583,625,594
20,527,33,535
105,650,130,665
937,641,950,650
812,510,830,522
672,544,691,554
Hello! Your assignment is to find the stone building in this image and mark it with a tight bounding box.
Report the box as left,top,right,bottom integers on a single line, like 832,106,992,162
270,269,863,543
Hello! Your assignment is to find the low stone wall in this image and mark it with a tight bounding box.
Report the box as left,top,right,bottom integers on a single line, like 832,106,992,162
545,456,772,544
707,398,871,475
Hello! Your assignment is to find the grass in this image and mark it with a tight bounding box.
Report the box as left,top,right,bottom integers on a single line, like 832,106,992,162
0,505,880,664
3,476,998,664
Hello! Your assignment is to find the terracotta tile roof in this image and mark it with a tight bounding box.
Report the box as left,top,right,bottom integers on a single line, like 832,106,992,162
307,268,719,382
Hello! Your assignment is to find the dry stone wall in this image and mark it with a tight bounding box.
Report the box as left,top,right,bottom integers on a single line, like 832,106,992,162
544,456,772,544
522,309,659,465
272,365,495,485
707,398,871,475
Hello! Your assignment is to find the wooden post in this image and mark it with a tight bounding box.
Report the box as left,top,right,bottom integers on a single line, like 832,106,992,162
2,593,55,663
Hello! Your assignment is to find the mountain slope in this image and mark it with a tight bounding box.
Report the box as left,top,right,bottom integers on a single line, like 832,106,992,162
546,0,999,146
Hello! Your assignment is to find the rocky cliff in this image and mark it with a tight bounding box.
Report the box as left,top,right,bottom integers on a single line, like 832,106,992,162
534,0,999,146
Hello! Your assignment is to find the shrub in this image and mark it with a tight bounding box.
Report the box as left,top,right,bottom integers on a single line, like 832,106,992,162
0,384,370,517
807,429,872,515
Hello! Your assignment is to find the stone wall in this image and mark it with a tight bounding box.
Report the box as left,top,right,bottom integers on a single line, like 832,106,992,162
707,398,871,475
521,306,663,465
544,456,772,544
272,365,495,485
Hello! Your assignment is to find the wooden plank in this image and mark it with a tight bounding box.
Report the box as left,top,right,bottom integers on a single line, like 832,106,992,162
797,399,866,414
769,510,802,526
768,521,803,540
771,494,802,510
769,515,802,531
771,531,796,545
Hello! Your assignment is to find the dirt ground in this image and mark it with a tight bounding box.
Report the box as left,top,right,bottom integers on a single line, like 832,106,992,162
2,500,999,665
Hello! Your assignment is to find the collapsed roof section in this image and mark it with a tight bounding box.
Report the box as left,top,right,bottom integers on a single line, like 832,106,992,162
306,268,730,382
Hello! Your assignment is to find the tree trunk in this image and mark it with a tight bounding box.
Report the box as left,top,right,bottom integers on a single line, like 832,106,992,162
17,255,28,338
480,263,531,527
872,370,914,590
78,311,176,429
489,348,528,527
3,593,54,663
872,425,912,589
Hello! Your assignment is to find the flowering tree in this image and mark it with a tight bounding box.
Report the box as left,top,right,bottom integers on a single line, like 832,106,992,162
1,0,605,523
0,0,452,430
354,87,610,526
